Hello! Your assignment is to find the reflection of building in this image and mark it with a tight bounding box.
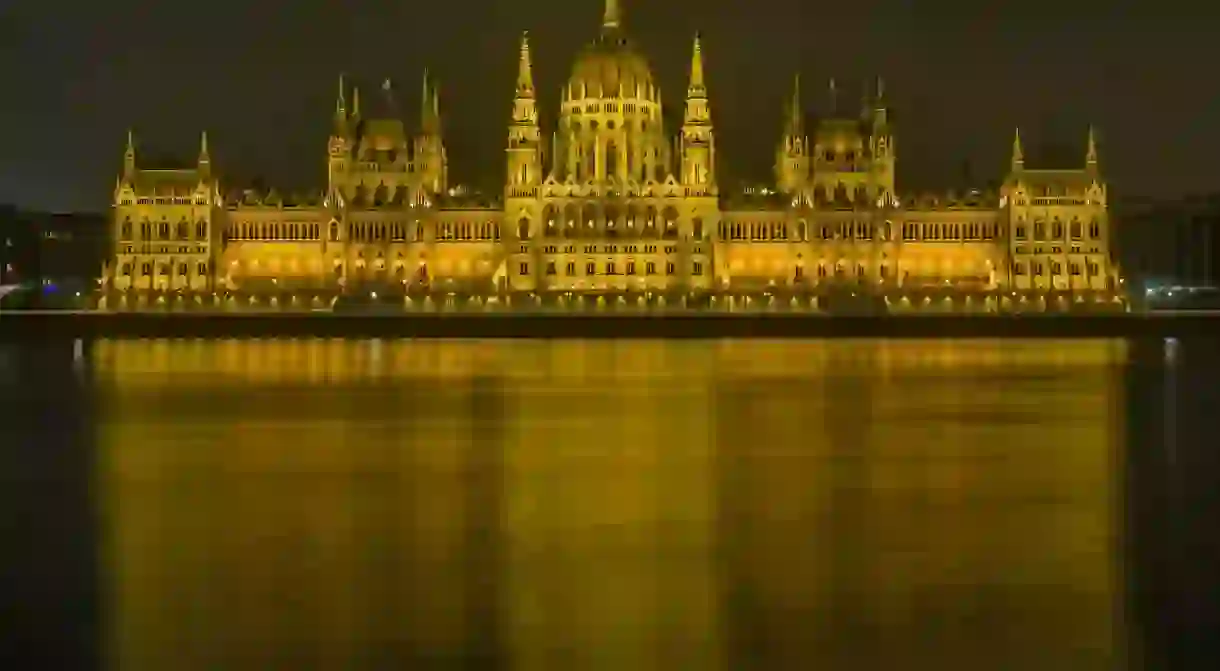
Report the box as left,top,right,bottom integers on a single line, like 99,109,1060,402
101,0,1120,304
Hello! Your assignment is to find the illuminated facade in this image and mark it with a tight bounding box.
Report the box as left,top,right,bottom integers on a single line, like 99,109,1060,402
101,0,1121,306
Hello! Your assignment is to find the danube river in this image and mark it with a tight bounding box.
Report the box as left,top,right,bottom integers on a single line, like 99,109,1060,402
2,338,1218,670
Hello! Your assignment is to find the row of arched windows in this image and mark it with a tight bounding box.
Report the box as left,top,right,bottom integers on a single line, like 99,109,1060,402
120,217,207,241
228,222,323,242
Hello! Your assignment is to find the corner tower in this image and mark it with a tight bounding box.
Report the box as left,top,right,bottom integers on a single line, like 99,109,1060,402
681,34,715,194
506,32,541,191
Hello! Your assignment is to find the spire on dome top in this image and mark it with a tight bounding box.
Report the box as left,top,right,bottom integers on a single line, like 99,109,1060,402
1086,125,1098,166
336,73,347,115
199,130,209,161
603,0,621,31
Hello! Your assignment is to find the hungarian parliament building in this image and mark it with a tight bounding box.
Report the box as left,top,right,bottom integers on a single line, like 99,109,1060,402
100,1,1123,311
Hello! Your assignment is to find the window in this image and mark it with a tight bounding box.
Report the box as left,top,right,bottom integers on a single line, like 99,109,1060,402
666,262,675,275
646,261,657,275
519,262,529,275
121,263,132,276
178,263,188,276
607,261,617,275
1015,225,1027,241
1070,263,1081,276
1051,262,1062,275
1090,220,1101,238
1013,261,1025,275
141,263,152,276
197,262,207,275
586,262,596,275
626,261,636,275
546,262,556,275
1051,221,1063,239
565,262,576,275
693,262,703,276
795,266,804,280
1033,222,1045,240
120,219,133,240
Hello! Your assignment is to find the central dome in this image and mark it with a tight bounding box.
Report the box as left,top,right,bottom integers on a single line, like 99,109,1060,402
567,4,654,99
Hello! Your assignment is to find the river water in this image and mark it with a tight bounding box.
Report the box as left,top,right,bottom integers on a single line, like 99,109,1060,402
2,338,1218,670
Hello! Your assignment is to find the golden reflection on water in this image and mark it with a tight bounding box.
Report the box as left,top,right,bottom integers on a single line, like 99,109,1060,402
91,339,1126,670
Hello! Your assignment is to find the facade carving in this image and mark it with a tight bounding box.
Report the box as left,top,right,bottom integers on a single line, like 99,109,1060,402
101,0,1121,305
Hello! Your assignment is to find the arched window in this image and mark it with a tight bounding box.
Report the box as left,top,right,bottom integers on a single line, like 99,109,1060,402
329,222,340,242
120,218,133,240
517,218,530,240
692,217,704,239
605,140,618,179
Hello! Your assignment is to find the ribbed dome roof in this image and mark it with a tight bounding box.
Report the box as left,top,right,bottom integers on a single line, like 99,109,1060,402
568,29,653,99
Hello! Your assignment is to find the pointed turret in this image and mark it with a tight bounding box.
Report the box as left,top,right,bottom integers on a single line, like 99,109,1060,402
687,33,706,97
776,74,808,194
681,33,715,190
416,68,446,194
123,128,136,178
197,130,211,174
335,74,347,118
603,0,621,31
1011,127,1024,171
828,77,838,116
352,84,361,120
785,74,804,138
507,31,541,189
516,31,535,97
421,69,441,135
1086,125,1098,168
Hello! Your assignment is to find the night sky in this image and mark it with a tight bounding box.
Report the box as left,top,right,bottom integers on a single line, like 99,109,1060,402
2,0,1217,212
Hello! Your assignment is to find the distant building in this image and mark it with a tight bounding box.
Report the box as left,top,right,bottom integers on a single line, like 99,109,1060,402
0,208,107,308
1119,195,1220,290
101,0,1122,306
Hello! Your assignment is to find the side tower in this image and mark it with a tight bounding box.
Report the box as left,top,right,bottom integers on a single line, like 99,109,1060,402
867,78,896,202
775,74,807,195
1002,126,1113,293
107,130,221,299
505,31,543,293
681,34,715,194
414,71,448,195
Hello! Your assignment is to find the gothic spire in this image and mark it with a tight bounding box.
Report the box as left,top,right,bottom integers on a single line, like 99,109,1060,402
1012,127,1024,169
603,0,621,31
786,73,803,137
516,31,534,96
1086,125,1098,166
123,128,136,176
336,73,347,116
687,33,706,97
421,68,431,121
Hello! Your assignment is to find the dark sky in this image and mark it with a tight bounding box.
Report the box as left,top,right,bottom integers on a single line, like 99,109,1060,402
2,0,1216,211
